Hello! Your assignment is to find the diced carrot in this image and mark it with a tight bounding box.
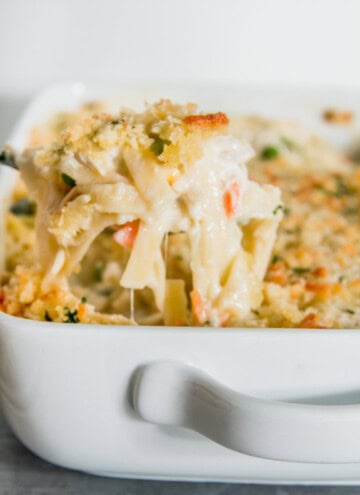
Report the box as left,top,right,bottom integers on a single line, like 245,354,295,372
167,171,180,186
223,182,240,218
190,289,207,325
332,283,343,296
306,282,343,301
219,312,230,327
265,263,288,286
299,313,327,329
0,288,5,312
173,320,185,326
113,220,140,248
183,112,229,129
78,302,87,322
343,243,357,256
290,283,304,301
350,279,360,289
18,272,28,287
313,267,328,278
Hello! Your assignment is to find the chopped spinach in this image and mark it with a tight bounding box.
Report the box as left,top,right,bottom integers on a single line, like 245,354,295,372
284,227,300,235
273,204,290,216
292,267,311,275
284,207,291,216
61,173,76,188
92,266,104,283
64,307,80,323
10,198,36,216
44,310,53,322
315,176,350,198
351,148,360,163
280,136,297,151
0,149,17,169
103,226,117,236
149,135,171,156
97,287,113,296
334,176,350,198
343,207,358,217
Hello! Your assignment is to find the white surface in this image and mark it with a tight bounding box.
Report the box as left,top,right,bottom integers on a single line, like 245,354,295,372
0,0,360,96
2,83,360,482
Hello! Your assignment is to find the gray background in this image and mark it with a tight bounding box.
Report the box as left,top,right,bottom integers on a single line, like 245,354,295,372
0,406,359,494
1,98,360,495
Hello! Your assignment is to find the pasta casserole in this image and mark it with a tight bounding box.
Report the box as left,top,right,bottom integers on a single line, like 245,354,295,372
3,99,360,329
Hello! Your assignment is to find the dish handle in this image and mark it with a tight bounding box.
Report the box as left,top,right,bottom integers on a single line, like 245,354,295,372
131,360,360,463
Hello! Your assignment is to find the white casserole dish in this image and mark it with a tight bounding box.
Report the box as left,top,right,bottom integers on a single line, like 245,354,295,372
2,83,360,483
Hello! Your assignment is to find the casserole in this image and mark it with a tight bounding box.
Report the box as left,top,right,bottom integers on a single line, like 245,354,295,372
2,83,360,483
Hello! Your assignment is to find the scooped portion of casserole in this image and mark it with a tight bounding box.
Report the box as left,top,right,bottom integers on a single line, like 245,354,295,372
0,100,282,326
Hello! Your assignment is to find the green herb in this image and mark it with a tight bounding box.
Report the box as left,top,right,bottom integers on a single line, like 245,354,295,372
64,307,80,323
338,275,345,283
44,310,53,322
271,254,283,264
149,135,171,156
351,148,360,163
103,226,116,236
56,145,66,157
273,205,291,216
315,184,329,195
273,204,290,216
315,176,350,198
280,136,297,151
261,146,280,160
292,267,311,275
284,207,291,216
92,266,104,283
10,198,36,216
333,176,350,198
344,308,355,315
343,207,358,217
97,287,113,296
174,254,183,261
80,297,87,304
61,173,76,188
0,149,17,169
284,228,300,235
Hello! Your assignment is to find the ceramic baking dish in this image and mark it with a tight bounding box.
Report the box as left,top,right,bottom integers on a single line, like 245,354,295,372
2,83,360,484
